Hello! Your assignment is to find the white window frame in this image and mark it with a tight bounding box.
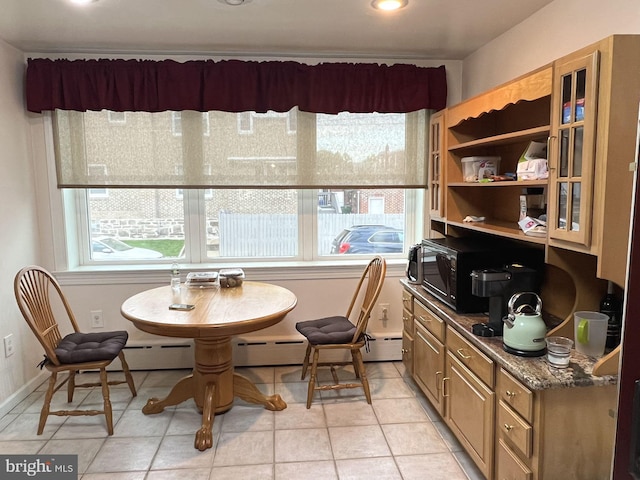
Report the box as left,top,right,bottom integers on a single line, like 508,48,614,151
41,113,423,273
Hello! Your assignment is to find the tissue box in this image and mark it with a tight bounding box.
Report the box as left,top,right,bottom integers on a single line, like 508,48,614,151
461,156,501,182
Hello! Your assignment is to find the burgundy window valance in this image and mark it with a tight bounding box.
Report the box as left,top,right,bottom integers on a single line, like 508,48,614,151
26,58,447,114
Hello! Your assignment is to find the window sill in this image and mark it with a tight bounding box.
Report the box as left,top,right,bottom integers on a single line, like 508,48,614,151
54,258,408,286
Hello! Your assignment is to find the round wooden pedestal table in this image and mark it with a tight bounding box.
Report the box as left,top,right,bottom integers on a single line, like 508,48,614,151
121,281,297,450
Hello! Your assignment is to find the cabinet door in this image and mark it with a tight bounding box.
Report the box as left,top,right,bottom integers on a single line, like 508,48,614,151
444,352,495,479
429,110,446,219
548,50,599,247
414,321,445,414
402,330,414,376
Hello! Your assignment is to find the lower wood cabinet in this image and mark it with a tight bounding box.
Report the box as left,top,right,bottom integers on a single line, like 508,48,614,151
413,321,445,415
445,343,495,479
496,367,616,480
401,329,413,376
402,285,617,480
401,290,414,376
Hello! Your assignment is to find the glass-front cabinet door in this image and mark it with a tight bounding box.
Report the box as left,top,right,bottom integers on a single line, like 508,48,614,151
547,51,599,247
428,110,446,220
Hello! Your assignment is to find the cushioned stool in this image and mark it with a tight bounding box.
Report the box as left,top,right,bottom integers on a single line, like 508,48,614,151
295,256,386,408
14,266,137,435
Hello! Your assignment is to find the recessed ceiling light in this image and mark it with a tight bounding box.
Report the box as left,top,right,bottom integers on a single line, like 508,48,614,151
69,0,98,4
371,0,408,11
218,0,251,5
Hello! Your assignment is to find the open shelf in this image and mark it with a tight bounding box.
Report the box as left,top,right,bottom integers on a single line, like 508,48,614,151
447,219,547,245
448,180,548,188
448,126,550,154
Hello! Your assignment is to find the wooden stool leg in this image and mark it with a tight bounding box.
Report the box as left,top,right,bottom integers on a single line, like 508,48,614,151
118,351,137,397
306,348,320,409
38,372,57,435
99,368,114,435
353,349,371,404
67,370,76,402
301,343,312,380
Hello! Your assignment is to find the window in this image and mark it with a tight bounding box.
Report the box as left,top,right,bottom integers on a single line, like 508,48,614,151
74,187,418,263
52,109,426,265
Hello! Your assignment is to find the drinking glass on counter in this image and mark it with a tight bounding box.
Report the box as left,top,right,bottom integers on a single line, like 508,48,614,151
546,336,573,368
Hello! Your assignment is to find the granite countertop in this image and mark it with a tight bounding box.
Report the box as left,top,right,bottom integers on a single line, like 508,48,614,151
401,280,618,391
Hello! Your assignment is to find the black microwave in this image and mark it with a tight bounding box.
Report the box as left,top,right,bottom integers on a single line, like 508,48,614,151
420,237,543,313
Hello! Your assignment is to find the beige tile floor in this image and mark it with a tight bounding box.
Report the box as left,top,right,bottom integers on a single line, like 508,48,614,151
0,361,484,479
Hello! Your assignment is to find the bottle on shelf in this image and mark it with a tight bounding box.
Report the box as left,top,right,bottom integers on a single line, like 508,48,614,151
600,281,622,350
170,263,181,292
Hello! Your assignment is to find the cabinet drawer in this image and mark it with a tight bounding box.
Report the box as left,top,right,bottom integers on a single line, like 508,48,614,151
498,400,533,458
497,368,534,423
496,438,532,480
402,290,413,313
403,307,413,335
446,327,494,388
414,300,445,343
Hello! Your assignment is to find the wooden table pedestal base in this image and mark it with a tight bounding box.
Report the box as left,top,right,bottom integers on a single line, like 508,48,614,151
141,337,287,450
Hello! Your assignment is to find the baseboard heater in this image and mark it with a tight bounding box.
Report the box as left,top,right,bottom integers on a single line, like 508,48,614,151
117,335,402,370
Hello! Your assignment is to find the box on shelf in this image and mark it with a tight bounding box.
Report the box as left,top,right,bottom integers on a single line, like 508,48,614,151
517,141,548,180
461,156,501,182
519,192,546,221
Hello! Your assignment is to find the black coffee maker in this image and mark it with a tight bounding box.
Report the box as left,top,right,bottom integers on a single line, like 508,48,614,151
470,264,540,337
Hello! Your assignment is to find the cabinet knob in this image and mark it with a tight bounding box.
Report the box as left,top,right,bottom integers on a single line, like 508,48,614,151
503,423,514,432
419,315,431,323
401,348,410,355
506,390,517,398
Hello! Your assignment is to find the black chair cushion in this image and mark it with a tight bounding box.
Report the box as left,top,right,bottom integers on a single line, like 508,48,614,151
296,316,356,345
55,331,128,364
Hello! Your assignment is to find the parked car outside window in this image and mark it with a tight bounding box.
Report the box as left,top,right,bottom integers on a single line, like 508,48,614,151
330,225,404,254
92,237,164,260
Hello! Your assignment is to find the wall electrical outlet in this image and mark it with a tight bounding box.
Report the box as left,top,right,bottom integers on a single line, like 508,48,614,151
378,303,390,322
91,310,104,328
3,334,15,357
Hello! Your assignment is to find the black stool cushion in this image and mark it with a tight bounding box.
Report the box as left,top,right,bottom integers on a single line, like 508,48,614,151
55,331,128,364
296,316,356,345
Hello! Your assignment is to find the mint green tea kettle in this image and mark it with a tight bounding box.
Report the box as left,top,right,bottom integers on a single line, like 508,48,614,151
502,292,547,356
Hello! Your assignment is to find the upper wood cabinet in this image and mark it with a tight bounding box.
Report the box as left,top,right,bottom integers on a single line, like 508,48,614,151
443,66,552,244
547,50,599,247
428,109,446,221
547,35,640,287
428,35,640,286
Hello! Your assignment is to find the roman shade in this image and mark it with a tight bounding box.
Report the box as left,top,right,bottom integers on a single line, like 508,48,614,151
27,58,446,189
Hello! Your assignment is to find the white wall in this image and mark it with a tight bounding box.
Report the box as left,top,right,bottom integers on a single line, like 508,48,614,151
462,0,640,99
0,39,44,408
